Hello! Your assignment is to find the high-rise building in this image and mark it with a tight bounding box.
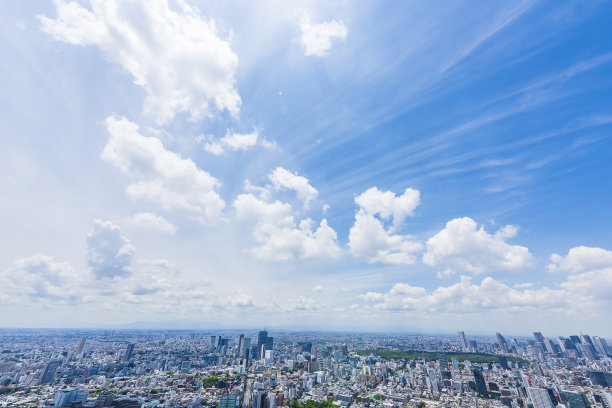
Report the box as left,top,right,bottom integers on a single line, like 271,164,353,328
580,334,594,347
527,387,555,408
587,371,612,387
600,392,612,408
53,387,89,407
593,336,610,357
560,391,590,408
544,339,558,355
458,331,468,350
211,336,217,348
578,343,597,361
472,367,488,398
75,337,87,355
437,353,448,370
257,330,273,359
124,343,135,361
219,394,237,408
39,360,60,384
533,332,545,343
237,334,245,357
239,337,251,358
496,332,509,353
497,355,509,370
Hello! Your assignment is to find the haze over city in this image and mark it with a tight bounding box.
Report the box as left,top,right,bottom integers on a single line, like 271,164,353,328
1,0,612,337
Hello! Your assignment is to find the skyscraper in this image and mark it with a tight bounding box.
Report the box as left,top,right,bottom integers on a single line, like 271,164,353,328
124,343,135,361
237,334,245,358
497,355,509,370
593,336,610,357
533,332,545,343
496,332,509,353
39,360,60,384
560,391,590,408
458,331,468,350
219,394,237,408
472,367,488,398
527,387,555,408
257,330,273,359
75,337,87,355
240,338,251,358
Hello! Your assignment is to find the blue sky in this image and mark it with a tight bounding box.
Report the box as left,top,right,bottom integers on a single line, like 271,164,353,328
0,0,611,336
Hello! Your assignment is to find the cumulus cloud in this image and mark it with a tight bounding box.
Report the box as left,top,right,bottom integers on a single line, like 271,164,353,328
1,254,81,303
39,0,241,124
355,187,420,227
284,296,319,312
233,170,338,261
546,246,612,310
269,167,318,208
300,13,347,57
547,246,612,273
423,217,534,274
360,277,565,313
201,129,275,155
349,187,422,264
102,116,225,224
234,193,340,261
87,220,134,279
129,212,176,234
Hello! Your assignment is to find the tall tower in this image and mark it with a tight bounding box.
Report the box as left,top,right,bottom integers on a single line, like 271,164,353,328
496,333,509,353
124,343,135,361
237,334,245,358
75,337,87,355
472,367,488,398
39,360,60,384
458,331,468,350
257,330,269,359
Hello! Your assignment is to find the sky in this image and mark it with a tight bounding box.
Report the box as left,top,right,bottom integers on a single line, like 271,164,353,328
0,0,611,337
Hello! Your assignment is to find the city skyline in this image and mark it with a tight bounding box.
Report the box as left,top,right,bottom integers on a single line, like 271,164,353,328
1,1,612,335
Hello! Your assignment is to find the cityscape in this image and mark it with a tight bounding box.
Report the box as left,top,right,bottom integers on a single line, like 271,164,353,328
0,328,610,407
2,0,612,407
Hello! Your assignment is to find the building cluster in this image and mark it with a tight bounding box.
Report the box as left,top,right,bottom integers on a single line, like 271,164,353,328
0,329,610,408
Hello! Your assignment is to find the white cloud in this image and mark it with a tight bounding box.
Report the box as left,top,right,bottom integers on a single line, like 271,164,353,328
284,296,319,312
214,294,254,309
300,13,347,57
1,254,82,303
348,187,422,264
202,129,274,155
39,0,240,124
312,285,327,292
547,246,612,310
269,167,318,208
102,116,225,224
547,246,612,273
560,268,612,306
87,220,134,279
355,187,420,227
129,212,176,234
360,276,565,313
423,217,534,274
234,192,340,261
